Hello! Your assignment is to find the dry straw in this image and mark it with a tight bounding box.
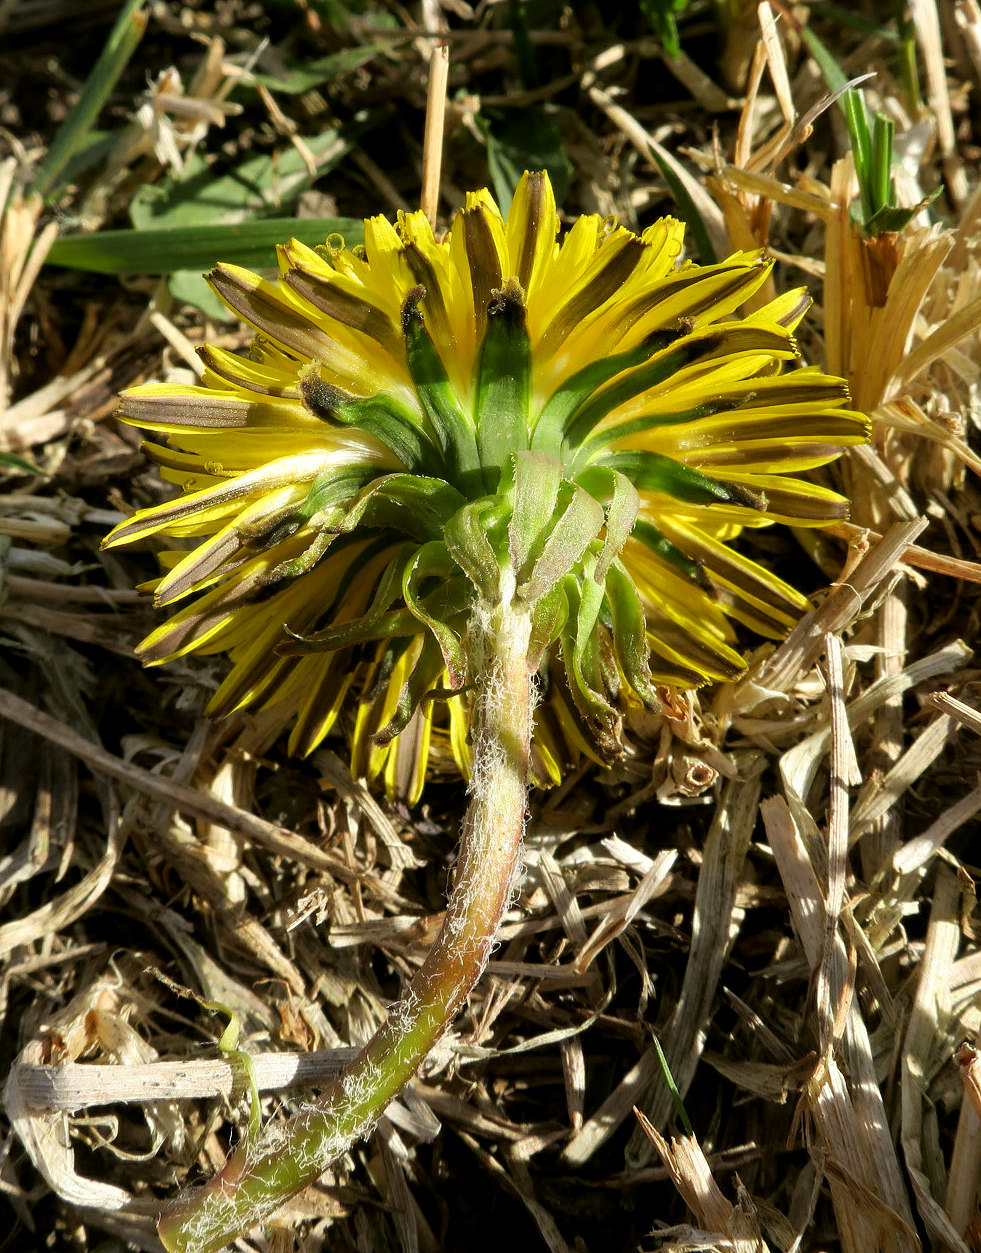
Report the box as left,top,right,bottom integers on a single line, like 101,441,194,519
2,3,981,1252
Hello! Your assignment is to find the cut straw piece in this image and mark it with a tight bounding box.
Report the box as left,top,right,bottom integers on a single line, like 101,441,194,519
573,849,677,973
910,0,968,206
892,784,981,875
532,848,589,948
875,398,981,481
761,796,919,1250
849,443,920,521
894,290,981,388
900,869,971,1252
779,639,972,838
560,1034,586,1133
861,582,910,880
849,712,956,839
711,162,835,219
734,39,766,172
8,1046,441,1110
634,1112,771,1253
749,517,929,695
815,634,857,1055
925,691,981,736
148,308,205,376
563,759,763,1167
946,1034,981,1238
758,3,794,126
825,520,981,585
824,156,854,380
420,42,449,228
0,688,405,906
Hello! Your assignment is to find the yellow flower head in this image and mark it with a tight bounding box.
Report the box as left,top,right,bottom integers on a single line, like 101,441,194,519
106,172,867,800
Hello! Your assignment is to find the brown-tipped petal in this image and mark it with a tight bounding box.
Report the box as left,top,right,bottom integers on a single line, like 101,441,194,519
511,170,551,293
208,265,336,361
646,613,746,685
462,204,505,339
118,385,312,431
660,516,807,627
282,265,404,361
154,529,246,606
400,242,451,336
198,345,302,398
601,261,771,342
537,236,646,357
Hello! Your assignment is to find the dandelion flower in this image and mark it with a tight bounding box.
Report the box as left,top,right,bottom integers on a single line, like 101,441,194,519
106,172,867,1252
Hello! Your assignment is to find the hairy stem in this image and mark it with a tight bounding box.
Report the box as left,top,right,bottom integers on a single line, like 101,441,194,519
159,591,535,1253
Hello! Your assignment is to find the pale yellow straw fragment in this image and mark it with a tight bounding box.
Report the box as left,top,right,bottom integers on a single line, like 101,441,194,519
874,399,981,480
946,1034,981,1239
823,157,854,380
924,691,981,736
624,762,763,1166
910,0,969,206
572,850,677,973
852,228,952,412
893,291,981,389
758,3,794,124
709,163,834,218
901,870,971,1251
849,442,920,520
588,85,730,260
734,39,767,172
421,42,449,228
562,764,762,1168
850,714,956,839
750,518,928,695
814,634,857,1057
826,519,981,584
892,786,981,875
761,796,919,1253
634,1112,771,1253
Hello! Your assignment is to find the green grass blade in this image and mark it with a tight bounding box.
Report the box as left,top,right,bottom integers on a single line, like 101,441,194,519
870,111,896,216
800,23,848,91
651,1036,694,1136
897,23,923,113
45,218,365,276
249,43,395,95
803,1,900,39
841,89,873,220
802,25,876,223
647,143,718,263
30,0,148,200
0,452,45,476
482,110,572,216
